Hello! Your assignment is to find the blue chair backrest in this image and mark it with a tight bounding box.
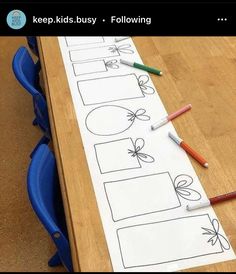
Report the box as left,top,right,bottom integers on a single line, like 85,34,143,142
27,144,73,272
26,36,39,57
12,46,41,96
12,46,50,136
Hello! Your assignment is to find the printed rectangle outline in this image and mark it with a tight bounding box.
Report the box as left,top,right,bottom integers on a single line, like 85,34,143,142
94,137,141,174
69,44,120,62
77,73,145,106
117,214,224,269
65,36,105,47
104,172,181,222
72,60,108,76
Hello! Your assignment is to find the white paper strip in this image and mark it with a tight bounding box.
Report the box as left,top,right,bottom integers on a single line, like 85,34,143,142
58,36,236,272
69,44,134,62
73,59,119,76
65,36,104,47
117,214,228,269
95,138,154,174
104,172,180,221
95,138,141,174
85,105,150,136
77,74,149,105
73,60,107,76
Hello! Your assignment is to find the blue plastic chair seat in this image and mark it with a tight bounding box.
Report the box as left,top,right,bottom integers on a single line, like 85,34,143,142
27,144,73,272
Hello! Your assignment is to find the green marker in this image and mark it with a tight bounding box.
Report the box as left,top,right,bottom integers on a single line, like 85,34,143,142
120,59,162,76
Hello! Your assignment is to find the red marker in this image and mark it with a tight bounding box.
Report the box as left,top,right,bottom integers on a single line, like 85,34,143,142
168,132,208,168
151,104,192,130
186,191,236,211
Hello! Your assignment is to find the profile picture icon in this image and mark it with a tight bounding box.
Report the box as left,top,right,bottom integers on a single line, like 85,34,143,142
6,10,26,29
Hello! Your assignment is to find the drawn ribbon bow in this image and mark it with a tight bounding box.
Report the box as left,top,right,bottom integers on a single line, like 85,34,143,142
174,174,201,201
105,60,119,69
202,219,230,251
108,44,134,54
128,138,155,163
138,75,155,95
127,108,150,122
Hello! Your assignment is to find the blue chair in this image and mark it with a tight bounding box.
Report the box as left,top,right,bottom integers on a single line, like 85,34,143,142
12,46,50,157
27,144,73,272
26,36,39,57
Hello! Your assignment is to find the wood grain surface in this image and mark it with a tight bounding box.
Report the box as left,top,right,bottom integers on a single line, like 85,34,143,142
38,37,236,272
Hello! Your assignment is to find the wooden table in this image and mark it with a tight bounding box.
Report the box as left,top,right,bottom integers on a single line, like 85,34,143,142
38,37,236,272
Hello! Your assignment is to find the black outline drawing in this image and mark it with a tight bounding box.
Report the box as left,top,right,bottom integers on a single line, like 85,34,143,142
85,105,150,136
105,59,120,69
174,174,202,201
69,44,134,62
77,74,154,106
104,173,201,222
104,172,180,222
65,36,105,47
202,219,230,251
94,138,155,174
117,214,229,269
72,59,119,77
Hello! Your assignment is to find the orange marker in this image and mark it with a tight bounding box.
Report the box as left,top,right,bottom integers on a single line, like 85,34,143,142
168,132,208,168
